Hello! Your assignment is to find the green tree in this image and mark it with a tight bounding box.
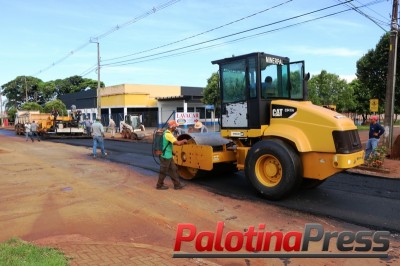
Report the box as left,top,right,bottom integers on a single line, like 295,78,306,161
337,80,356,114
350,79,370,124
53,75,103,98
202,72,220,116
7,106,17,123
40,81,57,102
43,99,68,115
290,71,302,98
1,75,102,111
356,32,400,118
308,70,354,113
20,102,43,112
2,76,44,109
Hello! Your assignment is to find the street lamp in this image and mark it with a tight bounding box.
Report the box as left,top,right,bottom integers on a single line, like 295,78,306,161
90,38,101,120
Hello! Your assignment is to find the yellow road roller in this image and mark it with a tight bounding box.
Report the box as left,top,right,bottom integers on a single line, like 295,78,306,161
173,52,364,200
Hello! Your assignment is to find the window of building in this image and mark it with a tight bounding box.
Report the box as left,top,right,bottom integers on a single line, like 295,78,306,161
177,107,195,112
196,107,205,119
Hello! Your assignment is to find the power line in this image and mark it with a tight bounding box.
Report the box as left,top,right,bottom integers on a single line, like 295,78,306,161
80,63,98,77
337,0,389,31
357,0,392,21
32,0,181,77
84,0,386,78
33,42,91,76
101,3,368,68
95,0,180,40
83,0,294,77
102,0,294,62
102,2,382,67
101,0,358,68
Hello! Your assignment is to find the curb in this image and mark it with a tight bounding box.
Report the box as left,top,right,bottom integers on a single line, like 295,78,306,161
346,167,395,179
355,165,390,174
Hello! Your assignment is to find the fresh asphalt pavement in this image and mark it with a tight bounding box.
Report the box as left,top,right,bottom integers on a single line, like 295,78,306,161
2,129,400,234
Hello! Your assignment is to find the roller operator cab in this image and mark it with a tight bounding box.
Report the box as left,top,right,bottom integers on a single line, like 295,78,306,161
174,52,364,200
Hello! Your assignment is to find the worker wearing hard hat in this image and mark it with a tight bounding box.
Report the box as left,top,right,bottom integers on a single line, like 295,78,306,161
156,120,187,190
194,121,208,133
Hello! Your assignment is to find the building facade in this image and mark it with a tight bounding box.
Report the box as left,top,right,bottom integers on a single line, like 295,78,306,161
60,83,212,129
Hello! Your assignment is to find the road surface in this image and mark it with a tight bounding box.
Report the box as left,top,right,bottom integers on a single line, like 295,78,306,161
23,132,400,234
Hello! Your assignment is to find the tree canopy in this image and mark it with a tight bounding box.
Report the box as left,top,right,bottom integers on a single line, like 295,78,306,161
2,76,44,109
356,32,400,116
308,70,356,113
43,99,68,115
202,72,220,115
1,75,103,110
349,79,371,123
20,102,44,112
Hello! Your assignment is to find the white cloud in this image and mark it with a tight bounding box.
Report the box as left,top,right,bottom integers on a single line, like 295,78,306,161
310,72,357,83
340,74,357,82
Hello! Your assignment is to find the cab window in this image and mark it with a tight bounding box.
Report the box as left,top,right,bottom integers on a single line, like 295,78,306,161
260,62,289,98
221,60,246,103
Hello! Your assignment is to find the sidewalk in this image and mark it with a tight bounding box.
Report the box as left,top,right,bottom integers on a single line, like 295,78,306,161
350,126,400,179
34,237,208,266
347,159,400,179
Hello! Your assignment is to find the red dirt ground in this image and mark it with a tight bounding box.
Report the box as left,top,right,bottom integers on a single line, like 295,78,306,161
0,132,399,265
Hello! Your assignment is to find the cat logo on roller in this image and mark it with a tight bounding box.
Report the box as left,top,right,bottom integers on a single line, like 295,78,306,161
169,52,364,200
272,105,297,118
273,108,283,117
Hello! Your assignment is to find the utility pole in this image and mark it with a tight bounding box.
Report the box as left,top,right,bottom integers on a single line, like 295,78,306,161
97,41,101,120
383,0,398,152
24,76,28,102
90,38,101,120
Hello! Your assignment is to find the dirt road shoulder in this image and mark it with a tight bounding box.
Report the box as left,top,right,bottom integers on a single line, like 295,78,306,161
0,134,399,266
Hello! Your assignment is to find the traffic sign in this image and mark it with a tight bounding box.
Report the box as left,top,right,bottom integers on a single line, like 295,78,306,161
370,99,379,112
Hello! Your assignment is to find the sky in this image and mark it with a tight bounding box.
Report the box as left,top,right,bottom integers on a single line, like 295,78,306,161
0,0,394,92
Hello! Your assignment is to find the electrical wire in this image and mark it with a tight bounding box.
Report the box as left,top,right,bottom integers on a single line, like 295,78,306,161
82,0,387,77
79,63,98,77
32,0,181,77
337,0,389,31
102,0,294,62
83,0,295,77
355,0,391,21
95,0,180,40
101,0,360,68
101,3,372,68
